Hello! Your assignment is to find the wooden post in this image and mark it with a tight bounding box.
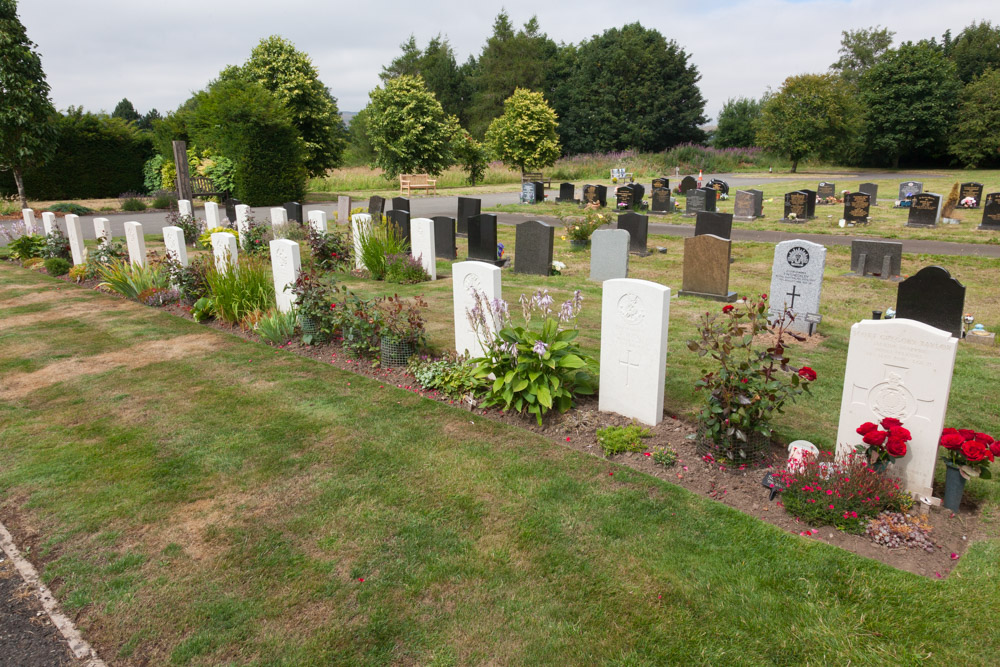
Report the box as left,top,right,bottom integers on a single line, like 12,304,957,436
172,140,193,202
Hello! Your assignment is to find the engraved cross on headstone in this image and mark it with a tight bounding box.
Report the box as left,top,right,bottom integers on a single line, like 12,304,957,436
620,349,640,386
785,285,801,309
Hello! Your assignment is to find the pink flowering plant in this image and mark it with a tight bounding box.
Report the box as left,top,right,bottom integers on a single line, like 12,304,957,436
468,289,596,424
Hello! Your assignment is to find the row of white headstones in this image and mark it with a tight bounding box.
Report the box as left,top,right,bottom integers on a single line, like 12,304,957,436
24,204,957,504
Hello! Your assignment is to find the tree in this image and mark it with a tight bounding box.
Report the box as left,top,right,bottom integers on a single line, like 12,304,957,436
755,74,858,172
137,108,161,132
830,26,895,84
860,42,960,167
365,75,455,179
381,34,468,123
714,97,762,148
950,21,1000,83
235,36,346,176
485,88,560,175
950,68,1000,167
343,108,375,167
112,98,141,124
0,0,57,209
555,23,706,154
452,129,489,185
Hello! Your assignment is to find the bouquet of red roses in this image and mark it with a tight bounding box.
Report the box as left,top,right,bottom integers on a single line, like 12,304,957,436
855,418,912,466
939,428,998,479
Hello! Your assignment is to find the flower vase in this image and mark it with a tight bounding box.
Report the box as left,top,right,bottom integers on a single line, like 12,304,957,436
943,461,966,512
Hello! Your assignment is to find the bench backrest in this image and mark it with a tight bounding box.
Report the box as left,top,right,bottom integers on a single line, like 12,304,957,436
523,172,543,182
400,174,434,185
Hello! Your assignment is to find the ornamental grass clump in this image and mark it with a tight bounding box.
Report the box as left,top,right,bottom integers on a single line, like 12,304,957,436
686,294,816,462
97,259,169,300
201,256,275,326
468,288,596,425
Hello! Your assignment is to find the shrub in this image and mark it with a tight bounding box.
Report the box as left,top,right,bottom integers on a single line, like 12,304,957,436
7,234,47,260
121,197,148,212
198,226,237,248
559,207,611,241
163,255,211,303
151,192,176,209
47,202,94,215
22,257,44,270
356,220,408,280
164,212,204,246
287,270,344,345
240,214,269,256
306,227,352,271
651,446,678,467
255,309,297,346
596,424,652,456
143,154,164,193
333,292,381,358
385,252,429,284
374,294,427,346
406,355,485,401
96,259,169,300
138,287,180,307
44,228,71,261
43,257,71,276
203,256,276,326
67,264,87,282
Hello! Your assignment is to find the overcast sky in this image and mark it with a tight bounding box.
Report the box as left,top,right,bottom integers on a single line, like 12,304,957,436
17,0,995,124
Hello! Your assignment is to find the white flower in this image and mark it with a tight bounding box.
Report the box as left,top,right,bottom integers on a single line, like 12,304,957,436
551,261,566,271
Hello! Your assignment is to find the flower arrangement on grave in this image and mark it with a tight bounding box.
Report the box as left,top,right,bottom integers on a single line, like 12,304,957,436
550,260,565,276
787,212,797,221
467,289,596,424
939,428,998,479
960,196,977,208
853,418,912,467
558,208,609,241
686,294,816,462
497,242,505,260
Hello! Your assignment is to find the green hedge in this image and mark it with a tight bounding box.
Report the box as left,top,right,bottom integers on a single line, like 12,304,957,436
0,108,154,199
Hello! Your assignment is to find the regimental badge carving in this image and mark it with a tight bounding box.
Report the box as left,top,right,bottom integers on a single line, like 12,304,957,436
786,246,810,268
617,293,645,324
463,273,483,293
868,372,916,421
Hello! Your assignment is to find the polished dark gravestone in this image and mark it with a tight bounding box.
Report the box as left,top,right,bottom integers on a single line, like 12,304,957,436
468,213,502,265
627,182,645,204
895,266,966,338
783,191,809,222
432,216,456,259
843,192,871,225
980,193,1000,230
679,175,698,194
225,198,241,224
615,186,634,211
392,196,410,212
650,187,672,214
960,182,984,208
801,189,817,218
456,197,480,236
283,201,303,223
387,208,411,244
859,182,879,206
582,184,607,207
368,195,386,220
733,191,757,221
817,182,836,200
898,181,923,200
850,240,902,279
694,211,733,240
513,220,554,276
906,192,941,227
652,177,670,191
556,182,578,203
617,212,649,255
684,188,707,217
707,178,729,195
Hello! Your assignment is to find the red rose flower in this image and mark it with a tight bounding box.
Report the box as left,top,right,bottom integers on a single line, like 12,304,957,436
975,433,995,445
722,304,734,313
940,432,965,450
958,429,976,441
886,438,907,458
863,430,888,446
857,422,878,436
761,293,768,299
798,367,817,381
941,427,959,437
880,417,902,430
962,439,989,462
888,426,911,442
991,441,1000,458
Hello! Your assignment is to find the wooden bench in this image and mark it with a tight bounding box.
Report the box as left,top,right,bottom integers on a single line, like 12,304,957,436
522,172,552,189
191,176,230,200
399,174,437,196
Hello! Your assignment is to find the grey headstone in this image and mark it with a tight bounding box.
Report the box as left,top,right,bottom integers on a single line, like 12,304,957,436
980,193,1000,230
898,181,923,200
456,197,480,236
733,191,756,221
906,192,941,227
617,212,649,255
468,213,500,264
680,234,736,302
513,220,554,276
590,229,630,282
850,240,902,278
684,189,706,217
769,239,827,335
432,216,456,259
747,189,764,217
859,182,878,206
694,211,733,239
338,195,352,224
843,192,871,224
895,266,966,338
368,195,386,220
817,182,836,200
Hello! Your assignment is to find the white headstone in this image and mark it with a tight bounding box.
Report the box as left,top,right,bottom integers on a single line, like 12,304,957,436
41,212,56,236
410,218,436,280
269,240,301,313
590,229,630,282
65,214,85,265
338,196,352,224
163,226,189,267
204,201,221,228
21,209,36,234
768,239,827,335
124,220,146,267
351,214,372,270
93,217,112,244
598,278,671,426
211,232,238,273
835,318,958,501
452,260,502,358
308,210,328,234
235,204,251,243
178,199,193,218
787,440,820,473
270,207,288,226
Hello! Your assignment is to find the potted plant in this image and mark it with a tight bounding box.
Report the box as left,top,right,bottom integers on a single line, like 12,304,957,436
375,294,428,366
938,428,998,511
686,295,816,463
853,417,912,472
559,207,609,248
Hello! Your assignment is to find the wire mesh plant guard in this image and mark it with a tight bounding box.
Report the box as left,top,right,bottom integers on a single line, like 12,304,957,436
380,337,415,367
696,427,772,464
297,314,327,343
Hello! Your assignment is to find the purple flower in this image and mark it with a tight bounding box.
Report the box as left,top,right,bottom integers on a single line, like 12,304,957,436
532,340,549,357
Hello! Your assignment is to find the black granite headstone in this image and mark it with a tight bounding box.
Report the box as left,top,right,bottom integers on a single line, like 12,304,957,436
850,240,902,278
532,181,545,203
960,182,984,208
615,187,634,211
707,179,729,195
513,220,554,276
432,216,456,259
684,188,706,217
906,193,940,227
387,208,411,244
392,196,410,212
843,192,871,225
650,187,672,213
895,266,966,338
733,191,756,220
817,182,835,200
694,211,733,240
628,183,645,203
368,195,386,220
980,193,1000,230
783,191,808,221
859,182,878,206
801,189,817,218
701,188,717,212
468,214,500,264
556,182,578,203
679,176,698,194
224,198,241,224
284,201,303,223
652,177,670,191
456,197,480,236
617,212,649,255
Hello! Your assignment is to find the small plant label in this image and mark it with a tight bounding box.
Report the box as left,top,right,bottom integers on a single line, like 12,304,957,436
762,472,786,501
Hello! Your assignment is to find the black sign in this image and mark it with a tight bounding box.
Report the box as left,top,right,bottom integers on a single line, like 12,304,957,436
762,472,786,501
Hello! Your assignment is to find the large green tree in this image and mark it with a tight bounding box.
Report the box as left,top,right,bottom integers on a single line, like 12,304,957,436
555,23,706,154
755,74,858,172
0,0,57,208
949,21,1000,83
860,42,960,167
713,97,762,148
112,98,141,124
950,68,1000,167
830,26,895,84
230,36,345,176
485,88,560,175
381,35,468,123
365,75,456,179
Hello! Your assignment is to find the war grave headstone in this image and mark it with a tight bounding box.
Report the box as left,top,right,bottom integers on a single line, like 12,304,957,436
768,239,827,335
65,214,85,265
211,231,238,273
817,182,836,200
204,201,221,228
163,226,188,267
270,239,301,313
513,220,554,276
452,261,502,358
747,189,765,217
694,211,733,240
351,214,371,270
456,197,480,236
21,208,36,234
589,229,630,282
178,199,193,218
782,191,809,222
835,318,958,501
432,216,457,259
368,195,386,221
124,221,146,267
468,214,502,265
225,198,241,223
650,187,672,214
895,266,965,338
679,175,698,194
850,239,902,279
235,204,251,244
843,192,872,225
93,218,112,244
652,177,670,191
270,207,288,226
906,192,941,227
733,191,757,221
392,196,409,212
387,208,411,244
520,181,537,204
307,210,328,234
858,182,878,206
707,178,729,195
599,278,671,426
979,193,1000,230
41,212,56,236
960,182,984,208
679,234,737,302
617,212,649,255
410,218,437,280
338,196,352,224
556,182,579,203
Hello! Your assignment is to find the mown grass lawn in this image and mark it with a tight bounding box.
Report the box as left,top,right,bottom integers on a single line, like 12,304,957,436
3,261,1000,665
